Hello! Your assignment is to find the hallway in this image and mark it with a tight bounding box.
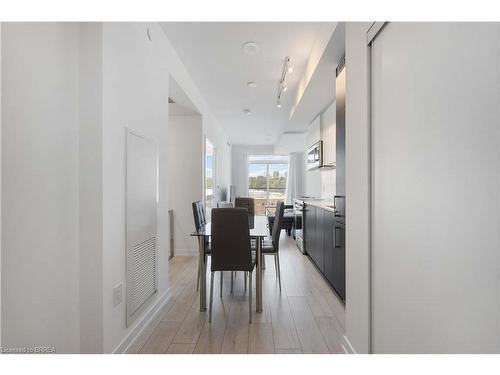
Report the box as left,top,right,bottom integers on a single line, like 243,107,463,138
127,236,345,354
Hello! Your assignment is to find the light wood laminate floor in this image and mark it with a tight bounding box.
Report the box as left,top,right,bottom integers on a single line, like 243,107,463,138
127,235,346,354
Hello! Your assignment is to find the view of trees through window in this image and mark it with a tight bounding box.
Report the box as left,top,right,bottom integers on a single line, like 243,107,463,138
248,155,289,215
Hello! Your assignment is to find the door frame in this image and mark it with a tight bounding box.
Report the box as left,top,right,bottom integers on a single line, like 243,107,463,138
366,21,387,354
204,136,217,216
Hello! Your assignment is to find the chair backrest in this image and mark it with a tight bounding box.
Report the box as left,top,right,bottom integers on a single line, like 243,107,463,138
217,201,234,208
192,201,206,230
271,201,285,250
234,197,255,216
235,197,255,228
210,208,253,272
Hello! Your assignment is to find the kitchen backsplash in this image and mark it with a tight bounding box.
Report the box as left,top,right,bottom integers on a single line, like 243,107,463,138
321,168,336,199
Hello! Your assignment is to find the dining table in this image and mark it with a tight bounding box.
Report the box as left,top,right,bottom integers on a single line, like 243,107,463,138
190,214,269,313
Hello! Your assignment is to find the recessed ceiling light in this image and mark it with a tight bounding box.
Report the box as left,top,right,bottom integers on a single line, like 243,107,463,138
243,109,252,115
288,66,293,73
242,41,260,54
247,81,257,88
276,102,282,108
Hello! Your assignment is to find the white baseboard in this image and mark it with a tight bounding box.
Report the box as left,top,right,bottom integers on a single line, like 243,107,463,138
112,290,170,354
173,248,198,257
342,335,357,354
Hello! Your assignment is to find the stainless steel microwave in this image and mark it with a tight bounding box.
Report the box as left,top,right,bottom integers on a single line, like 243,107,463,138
307,141,323,170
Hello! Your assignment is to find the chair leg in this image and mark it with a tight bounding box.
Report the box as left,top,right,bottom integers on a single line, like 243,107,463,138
196,256,200,292
220,271,223,298
274,255,278,278
276,253,282,293
262,255,266,270
231,271,234,293
244,271,247,291
248,271,252,323
209,271,215,322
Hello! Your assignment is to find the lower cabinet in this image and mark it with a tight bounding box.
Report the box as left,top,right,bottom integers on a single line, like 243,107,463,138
324,212,335,287
305,205,345,302
314,208,325,273
332,219,345,301
304,204,316,261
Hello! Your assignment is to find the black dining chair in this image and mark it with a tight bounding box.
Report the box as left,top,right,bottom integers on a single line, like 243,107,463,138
254,201,285,291
192,201,210,292
233,197,257,288
234,197,255,228
209,208,255,323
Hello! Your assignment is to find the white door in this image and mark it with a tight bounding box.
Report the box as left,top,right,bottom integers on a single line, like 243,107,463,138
371,23,499,353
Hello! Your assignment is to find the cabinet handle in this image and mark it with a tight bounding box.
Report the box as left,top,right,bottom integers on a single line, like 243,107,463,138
333,226,341,248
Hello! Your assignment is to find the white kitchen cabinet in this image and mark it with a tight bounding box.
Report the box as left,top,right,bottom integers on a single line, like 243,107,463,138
308,114,321,146
320,101,336,166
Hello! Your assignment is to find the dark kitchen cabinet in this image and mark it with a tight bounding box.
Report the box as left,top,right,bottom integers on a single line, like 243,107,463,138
314,208,325,273
324,211,335,287
306,206,345,302
304,204,316,259
332,219,345,301
305,205,325,274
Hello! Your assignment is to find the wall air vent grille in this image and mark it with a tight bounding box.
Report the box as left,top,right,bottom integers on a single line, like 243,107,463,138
130,236,157,315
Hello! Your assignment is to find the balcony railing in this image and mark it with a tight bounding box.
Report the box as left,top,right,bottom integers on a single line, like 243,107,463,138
248,188,285,215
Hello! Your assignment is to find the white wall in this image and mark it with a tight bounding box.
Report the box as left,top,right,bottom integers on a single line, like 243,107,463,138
0,22,3,347
159,28,232,197
1,23,80,352
1,22,233,354
498,25,500,353
102,23,232,353
79,23,104,353
344,21,372,354
101,23,171,353
167,115,203,255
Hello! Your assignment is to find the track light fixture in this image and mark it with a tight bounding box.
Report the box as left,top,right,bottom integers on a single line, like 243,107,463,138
277,56,292,108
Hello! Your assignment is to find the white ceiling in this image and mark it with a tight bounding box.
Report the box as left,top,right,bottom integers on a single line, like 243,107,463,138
160,22,332,145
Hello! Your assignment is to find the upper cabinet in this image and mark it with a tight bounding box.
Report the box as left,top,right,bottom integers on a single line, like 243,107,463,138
320,101,336,167
308,115,321,145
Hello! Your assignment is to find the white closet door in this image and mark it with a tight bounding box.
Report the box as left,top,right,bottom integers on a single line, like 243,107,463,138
371,23,499,353
126,130,158,325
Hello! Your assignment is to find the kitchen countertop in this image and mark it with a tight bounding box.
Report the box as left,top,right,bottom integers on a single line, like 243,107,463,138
300,198,337,213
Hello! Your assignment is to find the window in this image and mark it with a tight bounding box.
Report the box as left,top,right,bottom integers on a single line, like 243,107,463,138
205,138,216,217
248,155,289,215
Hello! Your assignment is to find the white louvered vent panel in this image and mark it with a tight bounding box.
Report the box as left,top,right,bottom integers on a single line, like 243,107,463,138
130,237,157,315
